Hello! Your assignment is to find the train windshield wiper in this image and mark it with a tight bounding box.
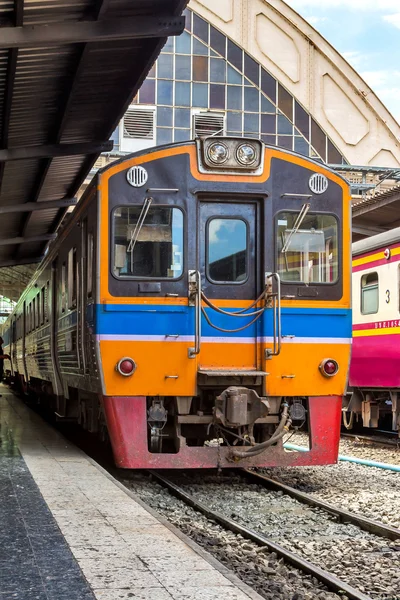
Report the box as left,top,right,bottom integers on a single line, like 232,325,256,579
281,203,311,254
127,196,153,261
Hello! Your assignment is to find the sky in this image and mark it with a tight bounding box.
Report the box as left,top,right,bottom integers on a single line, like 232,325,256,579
285,0,400,123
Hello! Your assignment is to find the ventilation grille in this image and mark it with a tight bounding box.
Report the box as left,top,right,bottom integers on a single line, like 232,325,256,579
123,109,154,139
193,112,225,137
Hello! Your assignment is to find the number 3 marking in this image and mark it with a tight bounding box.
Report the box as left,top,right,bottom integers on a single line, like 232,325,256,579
386,290,391,304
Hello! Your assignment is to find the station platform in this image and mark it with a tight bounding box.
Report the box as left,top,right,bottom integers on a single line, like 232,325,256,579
0,386,262,600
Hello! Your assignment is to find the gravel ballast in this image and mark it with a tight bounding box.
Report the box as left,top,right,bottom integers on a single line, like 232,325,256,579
119,472,345,600
167,471,400,600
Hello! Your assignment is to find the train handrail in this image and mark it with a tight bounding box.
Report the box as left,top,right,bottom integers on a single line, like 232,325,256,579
265,272,281,357
188,270,201,358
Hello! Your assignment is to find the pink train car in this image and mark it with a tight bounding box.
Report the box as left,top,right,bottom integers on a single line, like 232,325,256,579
344,227,400,434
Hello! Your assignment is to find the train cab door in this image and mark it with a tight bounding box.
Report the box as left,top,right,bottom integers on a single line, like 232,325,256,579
197,200,261,372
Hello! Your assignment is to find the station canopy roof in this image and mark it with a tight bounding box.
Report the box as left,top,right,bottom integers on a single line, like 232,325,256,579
0,0,187,300
352,184,400,242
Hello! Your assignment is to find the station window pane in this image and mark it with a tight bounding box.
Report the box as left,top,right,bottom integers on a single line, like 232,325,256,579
207,218,248,283
244,87,259,112
361,272,379,315
175,55,191,81
192,83,208,108
210,25,226,57
157,107,173,127
175,82,191,106
174,108,190,128
157,54,173,80
157,80,173,106
210,58,226,83
176,30,191,54
227,85,242,111
193,38,208,56
227,65,242,85
113,206,184,279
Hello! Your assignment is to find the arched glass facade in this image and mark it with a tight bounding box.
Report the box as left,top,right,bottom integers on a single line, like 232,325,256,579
131,8,346,165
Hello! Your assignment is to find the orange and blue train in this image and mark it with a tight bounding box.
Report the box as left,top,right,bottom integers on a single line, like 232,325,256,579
3,137,352,468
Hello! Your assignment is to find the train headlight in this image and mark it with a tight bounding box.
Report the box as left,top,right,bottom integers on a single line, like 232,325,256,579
236,143,257,166
207,142,229,164
319,358,339,378
116,357,136,377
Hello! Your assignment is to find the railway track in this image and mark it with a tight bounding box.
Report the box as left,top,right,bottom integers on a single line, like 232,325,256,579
341,432,400,448
149,470,400,600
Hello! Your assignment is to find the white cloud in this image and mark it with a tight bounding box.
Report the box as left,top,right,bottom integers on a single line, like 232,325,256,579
383,13,400,28
286,0,400,10
307,15,327,25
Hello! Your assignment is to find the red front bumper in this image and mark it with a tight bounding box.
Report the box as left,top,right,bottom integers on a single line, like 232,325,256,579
103,395,342,469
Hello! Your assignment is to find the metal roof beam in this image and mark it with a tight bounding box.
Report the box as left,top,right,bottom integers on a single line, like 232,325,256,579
0,257,42,268
0,141,112,162
352,224,387,237
352,189,400,217
0,198,77,215
0,234,57,247
0,16,185,48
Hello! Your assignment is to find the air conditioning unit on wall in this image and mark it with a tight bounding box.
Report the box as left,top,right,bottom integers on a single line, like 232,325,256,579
192,110,226,138
120,106,156,152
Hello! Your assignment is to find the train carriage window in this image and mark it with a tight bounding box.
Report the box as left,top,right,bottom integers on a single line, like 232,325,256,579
361,272,378,315
46,281,50,322
61,263,66,313
87,232,94,297
276,212,338,284
206,218,248,283
32,298,36,330
68,249,77,309
112,206,184,279
37,293,41,327
41,288,45,325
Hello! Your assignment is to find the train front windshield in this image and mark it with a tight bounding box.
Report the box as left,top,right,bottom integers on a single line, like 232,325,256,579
276,212,338,284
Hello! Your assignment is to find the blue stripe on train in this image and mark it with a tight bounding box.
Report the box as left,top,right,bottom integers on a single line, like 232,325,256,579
95,305,352,339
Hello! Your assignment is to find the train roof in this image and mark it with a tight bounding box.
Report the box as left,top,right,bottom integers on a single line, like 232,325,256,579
352,226,400,256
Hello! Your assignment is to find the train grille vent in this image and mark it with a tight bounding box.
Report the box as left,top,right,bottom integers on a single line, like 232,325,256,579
309,173,329,194
193,112,225,137
123,109,154,139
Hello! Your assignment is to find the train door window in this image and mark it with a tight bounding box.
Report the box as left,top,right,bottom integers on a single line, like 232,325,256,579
46,281,50,322
68,248,77,308
276,212,338,284
28,303,32,332
112,206,184,279
206,218,248,283
41,288,45,325
37,293,41,327
32,298,36,329
87,232,93,297
361,272,378,314
61,263,66,313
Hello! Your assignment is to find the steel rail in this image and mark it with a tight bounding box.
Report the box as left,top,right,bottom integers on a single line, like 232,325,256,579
242,469,400,541
341,432,400,448
150,471,372,600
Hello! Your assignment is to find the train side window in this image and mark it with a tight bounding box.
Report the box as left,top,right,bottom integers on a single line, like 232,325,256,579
112,206,184,279
37,293,40,327
68,248,77,308
361,272,378,315
46,281,50,322
207,218,248,283
61,263,66,313
87,232,93,297
41,288,45,325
